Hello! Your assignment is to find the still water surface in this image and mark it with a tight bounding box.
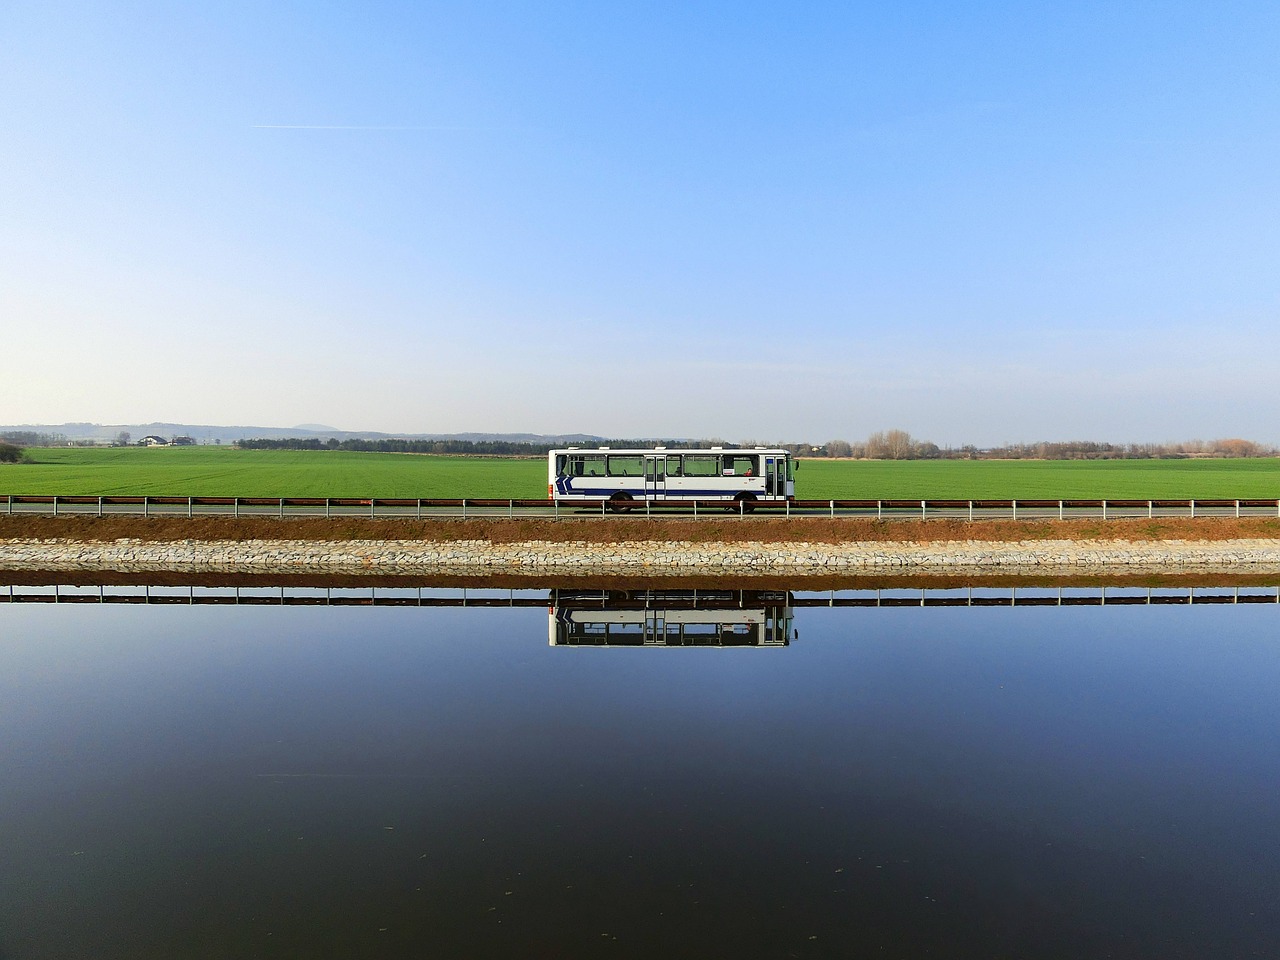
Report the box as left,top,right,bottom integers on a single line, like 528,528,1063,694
1,585,1278,958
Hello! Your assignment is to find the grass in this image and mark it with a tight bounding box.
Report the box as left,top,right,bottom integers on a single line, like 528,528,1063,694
797,457,1280,500
2,446,1279,499
1,447,546,498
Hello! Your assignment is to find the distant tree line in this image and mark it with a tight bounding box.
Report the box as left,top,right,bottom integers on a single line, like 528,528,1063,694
8,430,1274,461
817,431,1280,460
1,431,66,446
234,437,771,455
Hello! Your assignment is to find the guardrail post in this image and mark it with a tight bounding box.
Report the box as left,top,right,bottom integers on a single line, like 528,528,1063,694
370,499,375,519
463,499,468,519
188,497,193,518
1235,499,1240,518
279,498,284,519
875,500,880,520
143,496,148,518
1059,500,1063,520
6,495,10,515
1102,500,1108,521
234,497,239,518
53,496,58,517
325,498,330,519
645,498,650,518
921,500,926,519
416,499,421,519
511,499,515,519
968,501,973,521
832,500,836,519
1012,499,1017,520
1190,499,1196,518
1148,500,1152,519
98,496,103,517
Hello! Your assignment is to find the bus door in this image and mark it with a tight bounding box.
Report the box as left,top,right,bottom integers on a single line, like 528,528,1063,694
644,613,665,644
644,455,667,500
764,457,781,498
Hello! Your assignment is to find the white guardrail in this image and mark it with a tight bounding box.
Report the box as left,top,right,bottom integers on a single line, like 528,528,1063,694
4,495,1280,520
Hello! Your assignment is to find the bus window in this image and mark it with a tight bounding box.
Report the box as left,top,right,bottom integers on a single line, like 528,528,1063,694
607,455,644,477
682,455,721,477
565,454,606,477
727,455,757,476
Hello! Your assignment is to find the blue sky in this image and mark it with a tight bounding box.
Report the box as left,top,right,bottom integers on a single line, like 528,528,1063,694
3,1,1278,445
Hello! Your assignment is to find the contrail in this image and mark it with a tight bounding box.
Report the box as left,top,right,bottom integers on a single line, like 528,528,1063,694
251,124,476,131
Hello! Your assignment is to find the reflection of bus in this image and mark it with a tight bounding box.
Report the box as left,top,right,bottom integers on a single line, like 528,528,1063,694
549,590,794,647
548,447,795,510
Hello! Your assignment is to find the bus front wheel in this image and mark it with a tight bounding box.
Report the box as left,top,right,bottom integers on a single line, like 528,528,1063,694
728,493,757,514
609,493,635,513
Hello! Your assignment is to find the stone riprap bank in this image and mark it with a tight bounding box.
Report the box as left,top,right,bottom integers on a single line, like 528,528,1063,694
5,537,1280,575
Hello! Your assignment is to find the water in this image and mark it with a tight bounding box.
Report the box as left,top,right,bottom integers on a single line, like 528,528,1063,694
1,583,1278,958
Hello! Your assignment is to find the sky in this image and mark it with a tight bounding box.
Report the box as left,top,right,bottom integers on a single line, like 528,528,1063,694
3,1,1278,446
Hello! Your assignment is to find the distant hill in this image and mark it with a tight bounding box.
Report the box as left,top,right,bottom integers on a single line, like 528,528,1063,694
0,422,612,445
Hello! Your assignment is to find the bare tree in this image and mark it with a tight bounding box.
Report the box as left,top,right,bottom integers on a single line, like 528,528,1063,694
884,429,915,460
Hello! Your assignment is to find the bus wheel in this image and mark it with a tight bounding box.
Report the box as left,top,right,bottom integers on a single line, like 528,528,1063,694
729,493,757,514
609,493,635,513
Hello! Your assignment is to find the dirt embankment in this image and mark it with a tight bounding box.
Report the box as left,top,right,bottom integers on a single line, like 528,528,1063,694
3,514,1280,544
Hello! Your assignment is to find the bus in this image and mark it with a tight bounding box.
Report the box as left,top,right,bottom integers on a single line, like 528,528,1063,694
549,589,794,646
547,446,795,510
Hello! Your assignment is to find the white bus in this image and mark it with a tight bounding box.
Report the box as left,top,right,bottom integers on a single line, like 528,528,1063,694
548,446,795,510
549,590,794,646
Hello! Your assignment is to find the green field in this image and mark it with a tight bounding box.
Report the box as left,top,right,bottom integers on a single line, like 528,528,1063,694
0,447,546,498
2,447,1280,500
796,457,1280,500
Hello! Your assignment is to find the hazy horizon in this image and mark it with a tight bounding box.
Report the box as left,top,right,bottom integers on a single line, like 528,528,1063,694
4,3,1278,446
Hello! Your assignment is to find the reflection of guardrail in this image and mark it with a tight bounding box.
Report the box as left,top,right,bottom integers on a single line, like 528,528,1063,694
796,586,1280,606
4,494,1280,520
4,583,1278,607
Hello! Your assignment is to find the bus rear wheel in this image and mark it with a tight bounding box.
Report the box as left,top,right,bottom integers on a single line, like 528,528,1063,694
609,493,636,513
